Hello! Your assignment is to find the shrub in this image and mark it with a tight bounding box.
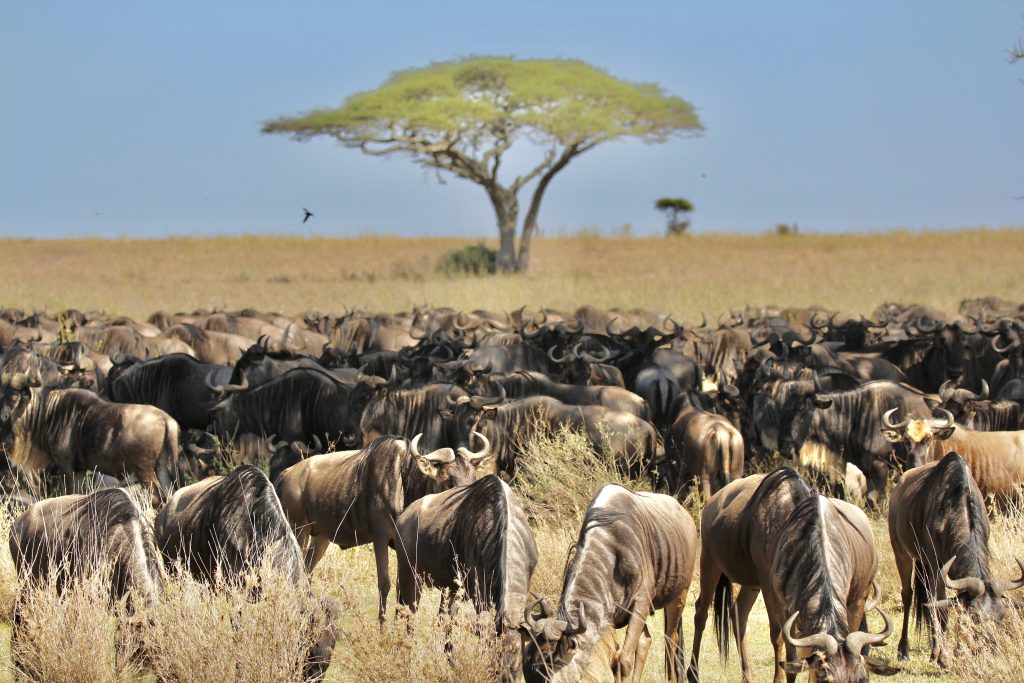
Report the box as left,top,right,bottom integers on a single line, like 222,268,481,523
437,243,497,276
775,222,799,236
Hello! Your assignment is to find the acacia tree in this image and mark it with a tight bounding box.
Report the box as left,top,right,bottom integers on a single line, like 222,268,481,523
655,197,694,236
262,57,703,272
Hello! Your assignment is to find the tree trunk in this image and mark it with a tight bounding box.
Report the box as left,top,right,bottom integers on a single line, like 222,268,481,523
516,144,580,273
489,187,520,272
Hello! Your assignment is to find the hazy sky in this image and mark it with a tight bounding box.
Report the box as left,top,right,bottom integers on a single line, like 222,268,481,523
2,1,1022,238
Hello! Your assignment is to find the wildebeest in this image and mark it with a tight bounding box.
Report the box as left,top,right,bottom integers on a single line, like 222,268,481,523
888,451,1024,665
465,370,650,420
359,383,474,450
688,469,896,683
156,464,338,681
786,380,938,504
522,484,697,683
0,374,180,501
9,488,163,605
105,353,233,430
275,434,491,621
937,379,1024,431
664,390,744,498
446,394,660,478
881,407,1024,501
207,367,374,450
395,474,538,682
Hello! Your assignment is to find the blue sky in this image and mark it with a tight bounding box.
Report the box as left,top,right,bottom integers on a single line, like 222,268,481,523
2,1,1022,238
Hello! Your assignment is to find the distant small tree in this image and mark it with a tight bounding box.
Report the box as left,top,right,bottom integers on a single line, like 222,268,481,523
655,197,694,236
775,222,799,236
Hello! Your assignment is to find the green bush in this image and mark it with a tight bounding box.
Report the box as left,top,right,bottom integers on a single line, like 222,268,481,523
437,243,497,276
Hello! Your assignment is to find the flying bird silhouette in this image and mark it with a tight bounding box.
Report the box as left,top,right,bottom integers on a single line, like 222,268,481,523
302,208,314,223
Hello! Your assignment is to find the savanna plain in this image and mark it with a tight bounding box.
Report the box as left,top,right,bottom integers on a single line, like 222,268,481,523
0,229,1022,682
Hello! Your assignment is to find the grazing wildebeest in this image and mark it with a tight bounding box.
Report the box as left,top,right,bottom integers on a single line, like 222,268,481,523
156,464,339,681
882,407,1024,501
9,488,163,605
688,469,897,683
0,374,180,501
395,474,538,682
664,390,744,498
207,367,373,450
522,484,697,683
786,380,938,505
888,452,1024,666
105,353,233,430
275,434,491,621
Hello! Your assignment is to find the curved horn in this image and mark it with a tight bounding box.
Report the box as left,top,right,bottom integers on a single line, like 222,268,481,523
578,343,612,364
604,318,621,337
882,408,911,430
939,556,985,598
310,434,323,454
548,345,571,364
930,408,955,430
978,379,990,400
993,333,1022,354
566,603,587,636
845,604,894,654
782,612,839,656
458,431,491,463
205,370,248,395
410,433,425,458
938,380,957,403
991,557,1024,596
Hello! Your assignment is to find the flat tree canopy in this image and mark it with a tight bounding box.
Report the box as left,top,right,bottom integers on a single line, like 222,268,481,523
263,56,703,271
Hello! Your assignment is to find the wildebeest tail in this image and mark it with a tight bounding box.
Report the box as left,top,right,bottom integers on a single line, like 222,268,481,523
713,573,734,664
157,418,181,493
912,558,929,636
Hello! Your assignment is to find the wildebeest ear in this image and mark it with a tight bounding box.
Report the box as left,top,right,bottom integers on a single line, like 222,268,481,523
933,425,956,440
414,457,438,477
864,657,900,676
924,397,939,410
881,429,902,443
780,660,808,674
437,409,454,420
810,395,832,409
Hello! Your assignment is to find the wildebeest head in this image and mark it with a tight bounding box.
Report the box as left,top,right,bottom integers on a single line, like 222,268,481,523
302,595,340,682
938,379,989,424
880,408,956,468
780,603,898,681
409,431,492,485
521,598,588,682
925,556,1024,626
0,372,40,442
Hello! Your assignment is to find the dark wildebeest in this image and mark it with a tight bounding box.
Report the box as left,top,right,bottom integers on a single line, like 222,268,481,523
359,383,474,451
207,367,374,450
465,370,650,419
688,469,897,683
785,380,939,505
395,474,538,682
522,485,697,683
155,464,339,681
105,353,233,430
0,374,180,501
881,407,1024,502
937,379,1024,431
275,434,491,622
10,488,163,606
445,393,660,478
664,390,744,498
228,341,333,390
888,452,1024,666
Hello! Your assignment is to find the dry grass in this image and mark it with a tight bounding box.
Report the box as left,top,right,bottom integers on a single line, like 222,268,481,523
1,229,1021,321
1,230,1024,680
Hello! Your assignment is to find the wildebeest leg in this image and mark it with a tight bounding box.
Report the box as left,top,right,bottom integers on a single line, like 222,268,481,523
930,601,950,668
305,535,330,572
893,543,915,660
664,584,689,682
761,593,788,683
373,534,392,624
733,586,760,682
612,598,652,682
631,623,653,683
686,559,721,683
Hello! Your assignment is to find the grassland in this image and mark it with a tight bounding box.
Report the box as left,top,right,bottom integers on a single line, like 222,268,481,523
1,229,1021,321
1,228,1023,682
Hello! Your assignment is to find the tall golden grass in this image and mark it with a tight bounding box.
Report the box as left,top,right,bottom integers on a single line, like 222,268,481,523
1,230,1023,681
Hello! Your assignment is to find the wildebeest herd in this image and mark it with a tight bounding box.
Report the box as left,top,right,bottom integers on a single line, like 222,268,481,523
2,298,1024,681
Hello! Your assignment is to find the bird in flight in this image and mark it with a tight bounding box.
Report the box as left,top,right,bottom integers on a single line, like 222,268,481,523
302,207,314,223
